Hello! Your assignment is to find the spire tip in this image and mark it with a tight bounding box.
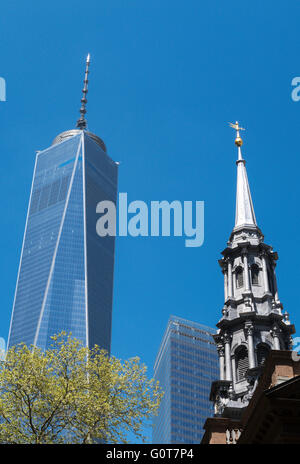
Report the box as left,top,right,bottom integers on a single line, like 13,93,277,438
76,54,91,130
229,121,245,164
229,121,245,147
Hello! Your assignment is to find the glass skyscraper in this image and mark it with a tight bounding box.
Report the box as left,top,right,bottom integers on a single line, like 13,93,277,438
153,315,218,444
8,57,118,352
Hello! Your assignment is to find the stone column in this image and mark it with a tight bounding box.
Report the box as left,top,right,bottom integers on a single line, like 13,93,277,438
242,249,250,292
245,322,255,369
272,326,281,350
261,252,270,293
272,263,279,301
231,356,237,385
217,344,225,380
224,269,228,301
224,333,232,381
227,259,233,299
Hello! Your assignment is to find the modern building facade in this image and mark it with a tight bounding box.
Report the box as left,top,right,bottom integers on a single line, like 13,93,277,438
206,122,295,424
153,315,218,444
8,56,118,352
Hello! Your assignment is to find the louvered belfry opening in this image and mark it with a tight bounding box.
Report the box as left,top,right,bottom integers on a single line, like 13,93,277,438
257,344,270,366
236,346,249,381
251,264,259,285
236,267,244,289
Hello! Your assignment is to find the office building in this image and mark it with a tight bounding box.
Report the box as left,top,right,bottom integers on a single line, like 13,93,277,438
153,315,218,443
8,55,118,352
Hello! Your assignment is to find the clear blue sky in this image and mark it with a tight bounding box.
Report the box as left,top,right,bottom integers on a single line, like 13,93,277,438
0,0,299,422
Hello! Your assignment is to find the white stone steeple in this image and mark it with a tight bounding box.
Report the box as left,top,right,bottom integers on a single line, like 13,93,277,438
210,122,295,420
235,149,257,229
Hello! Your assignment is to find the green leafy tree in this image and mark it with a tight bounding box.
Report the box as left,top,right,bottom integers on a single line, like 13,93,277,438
0,333,163,444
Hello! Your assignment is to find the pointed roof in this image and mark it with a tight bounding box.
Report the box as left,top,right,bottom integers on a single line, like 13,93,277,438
229,122,258,231
235,149,257,229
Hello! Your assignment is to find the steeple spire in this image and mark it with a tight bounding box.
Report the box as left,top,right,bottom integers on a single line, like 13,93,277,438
76,53,90,130
229,121,257,230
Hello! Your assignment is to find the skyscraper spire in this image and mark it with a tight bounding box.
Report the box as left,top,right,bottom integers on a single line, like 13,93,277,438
76,53,90,130
52,54,107,152
229,122,257,230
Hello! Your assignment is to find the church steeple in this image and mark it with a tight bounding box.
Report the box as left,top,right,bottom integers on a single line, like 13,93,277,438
210,121,295,420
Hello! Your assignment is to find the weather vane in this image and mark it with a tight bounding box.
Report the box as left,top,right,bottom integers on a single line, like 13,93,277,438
229,121,245,147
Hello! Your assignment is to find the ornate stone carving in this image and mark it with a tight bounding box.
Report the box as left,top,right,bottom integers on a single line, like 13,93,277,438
214,394,228,416
245,322,254,337
271,325,281,338
226,428,242,444
222,306,229,317
243,295,252,309
217,344,225,357
223,332,232,344
260,249,268,259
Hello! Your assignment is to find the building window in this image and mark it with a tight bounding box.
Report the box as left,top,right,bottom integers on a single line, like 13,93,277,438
235,346,248,381
256,344,270,366
236,267,244,289
251,264,260,286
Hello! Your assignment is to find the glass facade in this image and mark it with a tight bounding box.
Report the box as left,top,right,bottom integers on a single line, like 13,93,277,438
8,131,118,352
153,315,218,444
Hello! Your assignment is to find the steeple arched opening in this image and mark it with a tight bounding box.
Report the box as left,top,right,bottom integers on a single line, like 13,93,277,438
235,346,249,381
235,267,244,289
251,264,260,286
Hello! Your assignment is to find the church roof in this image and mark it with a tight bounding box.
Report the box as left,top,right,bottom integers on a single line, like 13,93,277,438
235,147,257,230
